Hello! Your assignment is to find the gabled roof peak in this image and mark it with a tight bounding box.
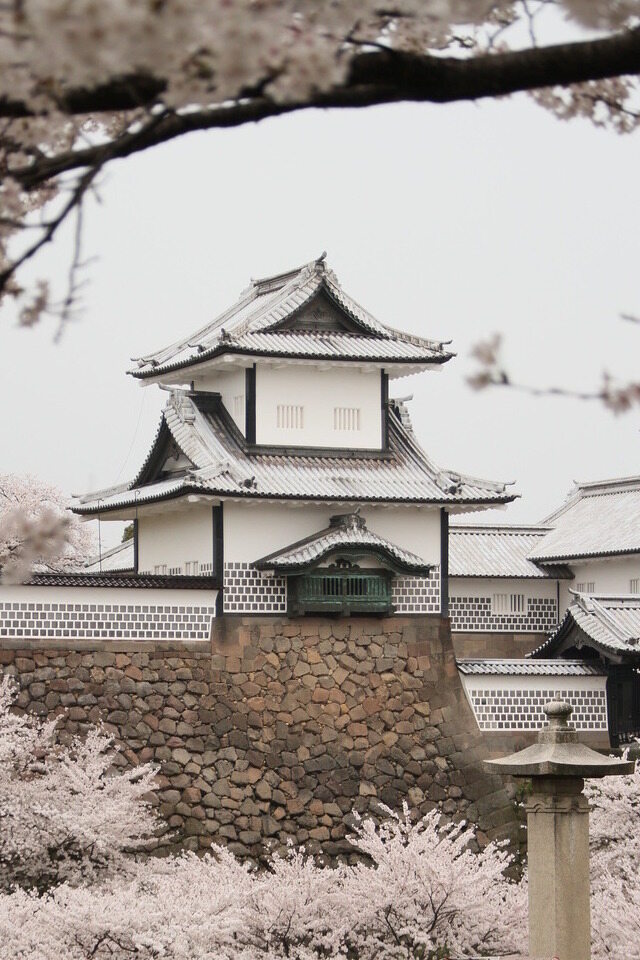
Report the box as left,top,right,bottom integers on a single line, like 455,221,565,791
248,252,328,296
531,593,640,661
575,473,640,493
130,255,454,381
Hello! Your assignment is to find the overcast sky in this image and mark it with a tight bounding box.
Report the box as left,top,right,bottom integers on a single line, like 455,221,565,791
2,88,639,548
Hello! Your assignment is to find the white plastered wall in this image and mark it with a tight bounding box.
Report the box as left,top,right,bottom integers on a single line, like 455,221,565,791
449,577,558,602
194,367,246,433
448,576,559,633
459,672,608,734
138,504,214,574
0,584,218,641
255,365,382,449
559,555,640,613
223,501,441,566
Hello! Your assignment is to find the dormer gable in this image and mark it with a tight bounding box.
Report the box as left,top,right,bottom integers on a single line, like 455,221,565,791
276,290,371,336
134,419,196,488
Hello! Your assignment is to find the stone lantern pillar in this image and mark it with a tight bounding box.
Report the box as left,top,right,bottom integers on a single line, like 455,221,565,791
486,700,634,960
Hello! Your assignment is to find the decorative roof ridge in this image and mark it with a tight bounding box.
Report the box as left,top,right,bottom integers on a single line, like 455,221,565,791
83,540,132,567
248,252,326,294
572,591,640,605
529,592,640,659
130,256,454,380
27,572,220,589
539,473,640,526
449,523,552,534
131,256,326,372
130,285,259,369
574,473,640,494
229,269,323,339
322,272,452,351
74,478,136,506
457,657,594,665
570,592,631,645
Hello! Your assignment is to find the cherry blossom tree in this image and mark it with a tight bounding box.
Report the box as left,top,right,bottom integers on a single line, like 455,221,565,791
0,472,94,584
0,806,525,958
1,1,640,335
0,676,160,894
587,757,640,959
0,754,638,958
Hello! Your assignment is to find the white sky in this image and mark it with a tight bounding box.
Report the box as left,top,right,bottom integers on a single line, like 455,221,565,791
2,90,639,548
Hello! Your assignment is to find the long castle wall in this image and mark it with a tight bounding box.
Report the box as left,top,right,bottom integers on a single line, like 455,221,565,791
0,615,521,858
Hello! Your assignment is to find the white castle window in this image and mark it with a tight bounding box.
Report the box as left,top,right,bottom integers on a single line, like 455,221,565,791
154,564,167,575
576,582,595,593
276,404,304,430
631,579,640,594
333,407,361,432
185,560,199,575
233,395,244,421
492,593,528,616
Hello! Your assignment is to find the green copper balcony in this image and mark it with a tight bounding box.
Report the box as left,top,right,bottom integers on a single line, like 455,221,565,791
287,571,392,617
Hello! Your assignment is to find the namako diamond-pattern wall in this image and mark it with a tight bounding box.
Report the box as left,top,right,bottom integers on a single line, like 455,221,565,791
223,564,442,615
449,595,558,633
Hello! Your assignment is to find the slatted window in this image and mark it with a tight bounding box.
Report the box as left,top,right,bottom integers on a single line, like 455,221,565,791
631,579,640,594
492,593,527,616
276,404,304,429
153,564,167,575
333,407,361,431
576,582,595,593
185,560,199,575
233,395,244,421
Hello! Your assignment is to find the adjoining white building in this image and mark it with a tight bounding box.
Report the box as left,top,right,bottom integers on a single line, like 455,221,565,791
0,254,516,642
453,477,640,747
450,475,640,646
449,524,570,650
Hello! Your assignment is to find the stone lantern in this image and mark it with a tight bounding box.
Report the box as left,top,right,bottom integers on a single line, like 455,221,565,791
486,700,634,960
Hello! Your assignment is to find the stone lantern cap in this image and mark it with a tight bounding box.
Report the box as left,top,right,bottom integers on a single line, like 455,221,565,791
486,700,636,779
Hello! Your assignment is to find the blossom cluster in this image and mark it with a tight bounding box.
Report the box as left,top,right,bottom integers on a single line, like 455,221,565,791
0,677,159,893
0,813,526,959
0,473,95,584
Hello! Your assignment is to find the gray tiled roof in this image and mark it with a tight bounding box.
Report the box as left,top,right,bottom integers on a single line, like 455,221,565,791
254,512,429,574
531,593,640,659
130,256,452,380
28,573,219,589
457,658,606,676
448,524,570,579
74,392,515,514
529,475,640,562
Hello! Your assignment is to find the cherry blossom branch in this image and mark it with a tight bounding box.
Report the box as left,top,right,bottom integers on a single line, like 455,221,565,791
0,164,99,296
6,26,640,194
467,333,640,413
3,25,640,123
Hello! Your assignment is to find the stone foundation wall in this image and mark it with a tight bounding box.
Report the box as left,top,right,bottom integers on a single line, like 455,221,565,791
0,615,521,860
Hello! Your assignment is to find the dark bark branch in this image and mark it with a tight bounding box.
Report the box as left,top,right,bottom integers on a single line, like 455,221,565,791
10,26,640,190
2,24,640,124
